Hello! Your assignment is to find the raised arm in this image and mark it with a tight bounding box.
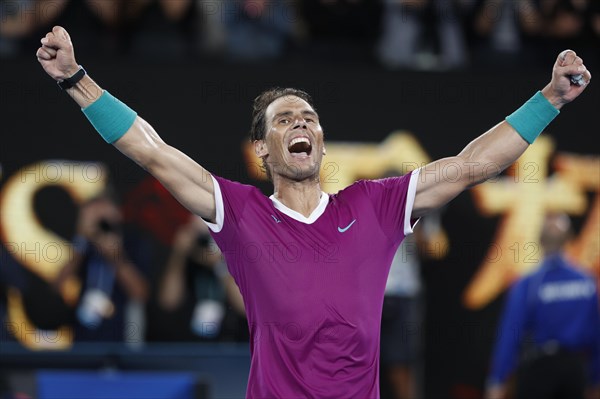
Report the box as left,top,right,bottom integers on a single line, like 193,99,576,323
412,50,592,218
36,26,216,222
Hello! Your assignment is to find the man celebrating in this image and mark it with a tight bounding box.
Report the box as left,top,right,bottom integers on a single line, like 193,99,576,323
37,26,591,398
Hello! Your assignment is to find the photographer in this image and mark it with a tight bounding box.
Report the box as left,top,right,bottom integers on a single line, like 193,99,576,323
54,191,149,342
158,217,246,342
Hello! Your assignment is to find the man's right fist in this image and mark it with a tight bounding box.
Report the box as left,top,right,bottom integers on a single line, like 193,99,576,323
36,26,79,81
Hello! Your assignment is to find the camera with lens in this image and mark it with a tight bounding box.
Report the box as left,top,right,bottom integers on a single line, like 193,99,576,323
98,219,121,234
196,234,210,247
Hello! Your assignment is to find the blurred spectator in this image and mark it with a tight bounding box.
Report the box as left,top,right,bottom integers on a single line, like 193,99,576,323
157,217,246,342
0,0,68,57
540,0,587,39
535,0,598,65
0,0,198,58
123,0,197,58
471,0,543,67
300,0,382,61
53,190,150,343
53,0,124,54
381,234,423,399
485,213,600,399
380,214,443,399
378,0,468,70
0,0,129,57
218,0,297,62
2,0,597,67
196,0,227,54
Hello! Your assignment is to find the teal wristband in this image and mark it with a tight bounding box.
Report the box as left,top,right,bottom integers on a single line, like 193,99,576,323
505,91,559,144
82,91,137,144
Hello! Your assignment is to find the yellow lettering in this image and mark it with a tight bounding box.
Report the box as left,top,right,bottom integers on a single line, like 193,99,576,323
465,137,594,309
0,160,107,349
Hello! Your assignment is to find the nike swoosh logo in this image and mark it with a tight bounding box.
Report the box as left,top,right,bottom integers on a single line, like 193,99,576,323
338,219,356,233
271,214,281,224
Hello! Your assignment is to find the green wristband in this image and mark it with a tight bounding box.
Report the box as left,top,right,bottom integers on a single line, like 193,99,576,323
505,91,559,144
82,91,137,144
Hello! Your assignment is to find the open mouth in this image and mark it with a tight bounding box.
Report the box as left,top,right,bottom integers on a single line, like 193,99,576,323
288,137,312,156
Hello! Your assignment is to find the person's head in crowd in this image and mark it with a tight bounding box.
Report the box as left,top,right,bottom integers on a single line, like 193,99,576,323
540,212,572,255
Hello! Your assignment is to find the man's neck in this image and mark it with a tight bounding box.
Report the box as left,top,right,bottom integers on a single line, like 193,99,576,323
272,179,323,218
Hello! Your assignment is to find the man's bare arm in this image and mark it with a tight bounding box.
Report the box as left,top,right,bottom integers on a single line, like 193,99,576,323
412,49,592,218
36,26,216,222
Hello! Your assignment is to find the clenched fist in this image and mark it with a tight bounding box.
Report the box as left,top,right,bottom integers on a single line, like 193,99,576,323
36,26,79,81
542,49,592,109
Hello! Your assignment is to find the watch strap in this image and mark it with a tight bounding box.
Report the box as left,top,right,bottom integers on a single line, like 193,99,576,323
57,66,86,90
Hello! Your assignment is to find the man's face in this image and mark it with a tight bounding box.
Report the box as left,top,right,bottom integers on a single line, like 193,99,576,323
255,95,326,182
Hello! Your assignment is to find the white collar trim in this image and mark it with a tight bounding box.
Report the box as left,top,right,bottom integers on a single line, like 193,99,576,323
269,192,329,224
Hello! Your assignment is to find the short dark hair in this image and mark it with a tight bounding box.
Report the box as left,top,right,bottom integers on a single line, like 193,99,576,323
249,87,315,142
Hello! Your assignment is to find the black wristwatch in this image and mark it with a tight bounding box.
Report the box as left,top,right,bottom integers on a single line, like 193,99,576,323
57,65,86,90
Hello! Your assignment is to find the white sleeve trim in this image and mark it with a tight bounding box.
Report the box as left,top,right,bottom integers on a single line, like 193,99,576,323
404,168,421,236
202,175,224,233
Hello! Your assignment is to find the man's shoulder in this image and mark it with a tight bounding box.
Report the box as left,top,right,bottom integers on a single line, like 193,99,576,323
334,178,391,194
213,175,263,197
334,175,412,198
562,263,597,282
548,255,593,280
330,179,370,202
